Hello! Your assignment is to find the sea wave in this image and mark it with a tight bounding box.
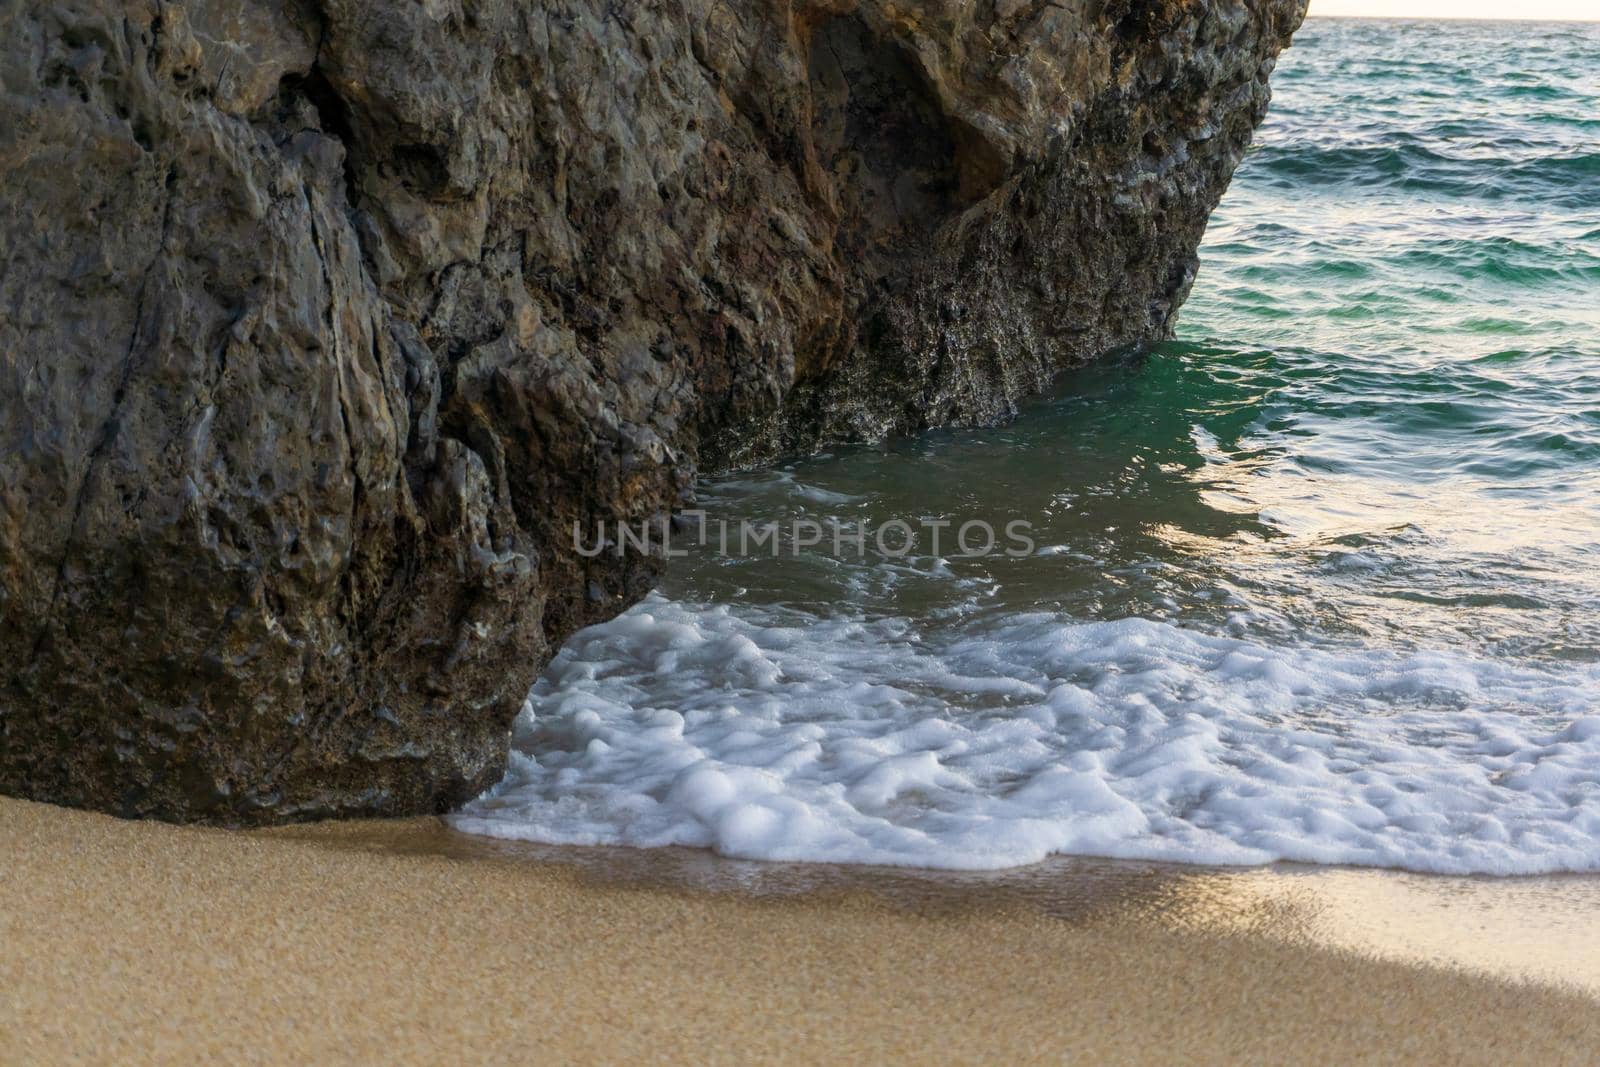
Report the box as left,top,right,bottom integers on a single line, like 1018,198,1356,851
455,597,1600,874
1247,143,1600,209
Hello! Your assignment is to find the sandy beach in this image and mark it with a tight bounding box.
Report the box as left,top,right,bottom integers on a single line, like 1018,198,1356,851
3,797,1597,1064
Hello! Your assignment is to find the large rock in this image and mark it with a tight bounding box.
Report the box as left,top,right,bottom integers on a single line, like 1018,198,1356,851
0,0,1305,823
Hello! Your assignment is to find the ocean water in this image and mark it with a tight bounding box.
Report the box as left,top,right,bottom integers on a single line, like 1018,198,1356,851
454,19,1600,874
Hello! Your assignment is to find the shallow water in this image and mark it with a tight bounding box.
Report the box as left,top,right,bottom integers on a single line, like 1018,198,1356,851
456,18,1600,874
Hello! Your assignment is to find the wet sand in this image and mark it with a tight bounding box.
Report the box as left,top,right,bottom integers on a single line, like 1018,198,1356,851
3,796,1597,1064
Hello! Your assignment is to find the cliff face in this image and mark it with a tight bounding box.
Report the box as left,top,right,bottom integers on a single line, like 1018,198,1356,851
0,0,1305,823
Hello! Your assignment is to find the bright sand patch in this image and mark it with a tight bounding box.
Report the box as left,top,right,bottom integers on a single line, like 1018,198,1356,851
3,797,1598,1064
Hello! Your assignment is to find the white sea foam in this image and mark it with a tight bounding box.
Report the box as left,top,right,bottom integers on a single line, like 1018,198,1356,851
452,594,1600,874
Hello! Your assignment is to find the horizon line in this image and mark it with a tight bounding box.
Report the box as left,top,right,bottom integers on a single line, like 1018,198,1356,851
1308,13,1599,22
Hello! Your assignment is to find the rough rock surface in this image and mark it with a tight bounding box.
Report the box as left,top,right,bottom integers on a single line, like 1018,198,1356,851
0,0,1305,822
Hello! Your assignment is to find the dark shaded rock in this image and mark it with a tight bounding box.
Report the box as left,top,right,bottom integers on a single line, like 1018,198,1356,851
0,0,1305,823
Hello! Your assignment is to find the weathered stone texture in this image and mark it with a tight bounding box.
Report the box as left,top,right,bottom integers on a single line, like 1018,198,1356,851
0,0,1304,822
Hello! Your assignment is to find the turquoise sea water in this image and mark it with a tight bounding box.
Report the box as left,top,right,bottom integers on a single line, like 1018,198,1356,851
1177,16,1600,660
457,19,1600,873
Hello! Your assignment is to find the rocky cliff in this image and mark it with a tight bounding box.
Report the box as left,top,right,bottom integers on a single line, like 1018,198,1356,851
0,0,1305,822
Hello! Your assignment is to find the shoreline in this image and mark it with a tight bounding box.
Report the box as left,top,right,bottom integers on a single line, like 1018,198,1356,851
5,796,1598,1063
282,814,1600,996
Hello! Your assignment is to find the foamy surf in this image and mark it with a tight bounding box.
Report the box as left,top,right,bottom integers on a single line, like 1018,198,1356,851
452,595,1600,874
